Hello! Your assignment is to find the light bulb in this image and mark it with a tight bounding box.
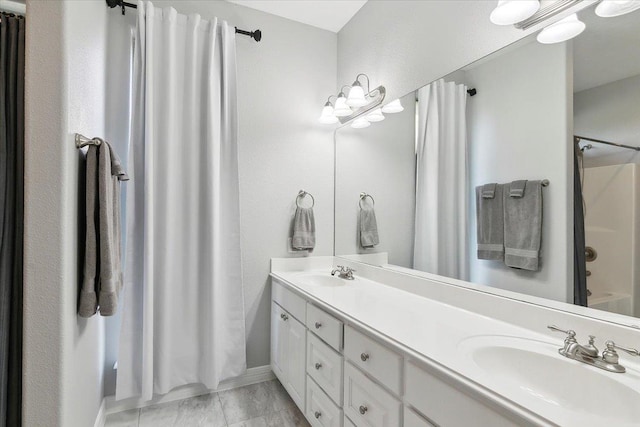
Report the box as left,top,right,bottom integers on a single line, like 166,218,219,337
490,0,540,25
318,103,338,124
595,0,640,17
537,13,585,44
351,117,370,129
334,93,352,117
346,83,367,107
365,108,385,122
381,99,404,113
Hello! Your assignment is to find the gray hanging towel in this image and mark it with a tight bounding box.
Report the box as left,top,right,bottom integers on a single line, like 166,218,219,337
79,140,128,317
475,184,504,260
292,207,315,250
503,180,543,271
359,206,379,248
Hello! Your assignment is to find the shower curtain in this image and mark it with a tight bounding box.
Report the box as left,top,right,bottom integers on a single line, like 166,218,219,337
413,79,469,280
116,2,246,401
0,13,24,427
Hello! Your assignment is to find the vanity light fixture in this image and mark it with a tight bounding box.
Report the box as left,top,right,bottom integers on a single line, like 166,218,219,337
490,0,540,25
351,117,371,129
381,99,404,114
536,13,585,44
317,97,339,124
346,74,371,107
365,108,385,122
595,0,640,17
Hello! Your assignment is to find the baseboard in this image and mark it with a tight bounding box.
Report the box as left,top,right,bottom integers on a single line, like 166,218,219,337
93,398,107,427
98,365,275,422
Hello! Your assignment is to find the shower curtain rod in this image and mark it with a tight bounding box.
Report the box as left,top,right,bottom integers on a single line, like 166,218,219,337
574,135,640,152
106,0,262,42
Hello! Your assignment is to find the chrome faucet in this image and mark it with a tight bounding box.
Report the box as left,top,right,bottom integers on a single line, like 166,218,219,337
331,265,356,280
548,325,639,373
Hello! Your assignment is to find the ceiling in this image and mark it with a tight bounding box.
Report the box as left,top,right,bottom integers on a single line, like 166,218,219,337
573,7,640,93
226,0,368,33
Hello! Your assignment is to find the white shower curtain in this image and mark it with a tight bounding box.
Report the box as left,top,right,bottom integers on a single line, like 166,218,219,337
116,1,246,401
413,79,469,280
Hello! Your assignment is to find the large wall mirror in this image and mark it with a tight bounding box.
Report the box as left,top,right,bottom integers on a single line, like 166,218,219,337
334,4,640,325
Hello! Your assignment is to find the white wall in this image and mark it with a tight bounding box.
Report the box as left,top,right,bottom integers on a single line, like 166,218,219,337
337,0,594,105
575,74,640,168
334,92,416,267
102,1,337,395
24,1,108,426
465,40,573,303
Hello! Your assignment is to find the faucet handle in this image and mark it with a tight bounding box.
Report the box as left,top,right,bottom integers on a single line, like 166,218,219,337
605,341,640,358
548,325,577,340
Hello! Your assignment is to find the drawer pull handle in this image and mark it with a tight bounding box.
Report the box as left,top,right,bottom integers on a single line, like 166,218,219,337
315,322,322,329
315,362,322,370
359,405,368,415
314,411,322,419
360,353,370,362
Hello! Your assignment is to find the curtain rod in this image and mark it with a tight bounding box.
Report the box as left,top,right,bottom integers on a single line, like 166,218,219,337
575,135,640,152
106,0,262,42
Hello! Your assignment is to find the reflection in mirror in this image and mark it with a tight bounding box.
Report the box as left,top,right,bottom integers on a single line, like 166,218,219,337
334,4,640,322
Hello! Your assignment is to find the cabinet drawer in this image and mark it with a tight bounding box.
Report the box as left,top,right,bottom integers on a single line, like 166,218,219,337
272,279,306,322
405,361,520,427
307,332,343,405
343,326,402,395
307,376,343,427
343,362,401,427
307,303,343,351
404,407,437,427
344,416,356,427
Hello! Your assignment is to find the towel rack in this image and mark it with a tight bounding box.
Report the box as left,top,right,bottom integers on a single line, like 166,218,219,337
296,190,315,208
541,179,549,187
75,133,102,148
359,192,375,209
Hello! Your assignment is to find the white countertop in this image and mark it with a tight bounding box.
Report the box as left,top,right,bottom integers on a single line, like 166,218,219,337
271,267,640,427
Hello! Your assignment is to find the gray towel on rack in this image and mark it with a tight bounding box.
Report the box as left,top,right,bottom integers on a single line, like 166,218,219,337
79,140,128,317
509,180,527,198
476,184,504,260
503,180,543,271
359,206,379,248
292,207,315,250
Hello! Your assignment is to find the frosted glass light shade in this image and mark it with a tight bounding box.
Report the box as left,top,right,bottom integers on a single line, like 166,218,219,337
346,84,367,107
490,0,540,25
365,108,385,122
381,99,404,113
318,104,338,124
334,95,352,117
537,14,585,44
595,0,640,17
351,117,370,129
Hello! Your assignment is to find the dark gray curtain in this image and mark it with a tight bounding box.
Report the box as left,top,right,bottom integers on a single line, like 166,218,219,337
574,142,588,306
0,12,25,427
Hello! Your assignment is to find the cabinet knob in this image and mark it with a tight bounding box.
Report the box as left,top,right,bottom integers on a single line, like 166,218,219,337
359,405,368,415
315,322,322,329
280,313,285,319
315,362,322,370
314,411,322,419
360,353,370,362
281,313,288,321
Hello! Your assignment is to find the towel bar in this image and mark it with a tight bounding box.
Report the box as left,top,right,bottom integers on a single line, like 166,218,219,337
75,133,102,148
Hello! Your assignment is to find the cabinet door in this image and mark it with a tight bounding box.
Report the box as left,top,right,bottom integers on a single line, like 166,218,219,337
286,315,307,410
271,302,288,381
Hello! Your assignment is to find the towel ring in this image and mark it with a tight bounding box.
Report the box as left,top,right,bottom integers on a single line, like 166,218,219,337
359,192,375,209
296,190,315,208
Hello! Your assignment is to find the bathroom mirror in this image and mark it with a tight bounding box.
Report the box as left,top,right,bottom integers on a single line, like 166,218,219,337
334,5,640,325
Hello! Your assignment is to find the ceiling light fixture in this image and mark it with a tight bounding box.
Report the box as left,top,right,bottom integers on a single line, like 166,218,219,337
595,0,640,17
536,13,585,44
381,99,404,114
490,0,540,25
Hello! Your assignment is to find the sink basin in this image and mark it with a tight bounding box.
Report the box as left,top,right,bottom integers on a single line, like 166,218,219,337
458,335,640,425
294,273,348,287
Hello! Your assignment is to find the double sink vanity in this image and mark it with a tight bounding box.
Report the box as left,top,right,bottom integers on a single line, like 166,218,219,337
270,256,640,427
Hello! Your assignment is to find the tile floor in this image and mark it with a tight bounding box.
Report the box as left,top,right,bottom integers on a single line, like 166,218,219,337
104,379,311,427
